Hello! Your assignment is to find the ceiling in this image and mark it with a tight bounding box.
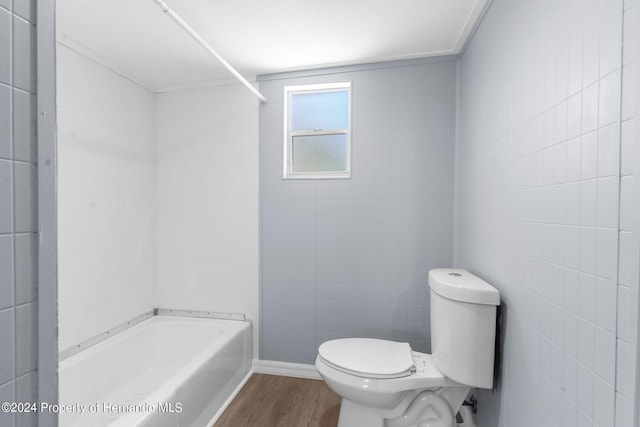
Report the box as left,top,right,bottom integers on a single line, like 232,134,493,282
56,0,488,92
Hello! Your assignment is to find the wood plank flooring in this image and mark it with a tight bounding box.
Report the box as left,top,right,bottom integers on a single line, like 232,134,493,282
213,374,341,427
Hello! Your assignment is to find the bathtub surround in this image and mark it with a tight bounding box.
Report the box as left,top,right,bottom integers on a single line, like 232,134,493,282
57,44,261,355
0,0,41,426
57,310,154,360
156,85,260,356
57,45,156,351
457,0,638,426
258,58,457,364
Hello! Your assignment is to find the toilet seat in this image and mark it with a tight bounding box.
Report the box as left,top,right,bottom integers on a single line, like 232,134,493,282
318,338,415,379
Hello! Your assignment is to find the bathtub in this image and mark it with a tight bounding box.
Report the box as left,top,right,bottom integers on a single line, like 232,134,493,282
59,315,252,427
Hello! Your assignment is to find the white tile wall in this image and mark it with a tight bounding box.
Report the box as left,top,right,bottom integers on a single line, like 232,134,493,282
12,16,34,94
0,380,14,427
12,0,33,24
0,1,38,426
15,372,35,427
0,309,14,385
0,84,8,159
14,234,35,305
457,0,637,426
0,8,9,84
12,90,36,163
0,159,11,232
0,85,8,160
0,236,12,309
14,303,35,377
13,162,36,233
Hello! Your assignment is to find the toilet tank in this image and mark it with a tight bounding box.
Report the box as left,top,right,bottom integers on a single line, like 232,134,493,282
429,268,500,389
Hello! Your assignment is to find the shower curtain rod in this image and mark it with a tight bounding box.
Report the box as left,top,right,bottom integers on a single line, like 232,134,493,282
153,0,268,103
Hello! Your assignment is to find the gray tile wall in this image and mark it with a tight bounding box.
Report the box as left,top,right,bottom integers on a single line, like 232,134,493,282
457,0,632,426
0,1,38,426
259,59,457,364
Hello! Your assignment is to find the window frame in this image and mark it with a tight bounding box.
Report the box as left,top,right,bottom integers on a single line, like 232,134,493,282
283,82,352,179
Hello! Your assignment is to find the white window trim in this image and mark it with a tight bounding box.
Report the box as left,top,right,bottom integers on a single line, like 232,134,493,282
283,82,352,179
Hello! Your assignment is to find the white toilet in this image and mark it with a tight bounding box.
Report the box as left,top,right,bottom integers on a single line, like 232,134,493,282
315,268,500,427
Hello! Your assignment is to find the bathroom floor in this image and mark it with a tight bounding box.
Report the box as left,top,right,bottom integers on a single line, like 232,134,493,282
214,374,341,427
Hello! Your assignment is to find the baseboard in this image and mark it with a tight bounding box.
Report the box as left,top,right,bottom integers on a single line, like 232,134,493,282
252,359,321,380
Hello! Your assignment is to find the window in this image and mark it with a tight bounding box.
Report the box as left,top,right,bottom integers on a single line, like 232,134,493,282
284,82,351,179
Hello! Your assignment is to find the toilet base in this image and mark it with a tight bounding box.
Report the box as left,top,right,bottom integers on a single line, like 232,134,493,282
337,399,385,427
336,387,471,427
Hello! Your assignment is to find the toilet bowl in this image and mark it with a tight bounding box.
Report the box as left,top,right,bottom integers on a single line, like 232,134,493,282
315,268,500,427
316,341,470,427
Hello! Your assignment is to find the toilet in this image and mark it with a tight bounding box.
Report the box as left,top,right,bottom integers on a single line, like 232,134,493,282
315,268,500,427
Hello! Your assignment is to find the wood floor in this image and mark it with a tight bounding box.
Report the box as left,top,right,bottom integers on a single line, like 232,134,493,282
214,374,341,427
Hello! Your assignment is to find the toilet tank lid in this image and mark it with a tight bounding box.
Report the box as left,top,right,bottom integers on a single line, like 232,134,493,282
429,268,500,305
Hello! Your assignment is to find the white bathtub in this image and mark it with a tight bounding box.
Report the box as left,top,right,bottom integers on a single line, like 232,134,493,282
59,315,252,427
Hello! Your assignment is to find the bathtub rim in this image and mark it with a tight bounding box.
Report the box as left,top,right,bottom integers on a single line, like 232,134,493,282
59,308,247,360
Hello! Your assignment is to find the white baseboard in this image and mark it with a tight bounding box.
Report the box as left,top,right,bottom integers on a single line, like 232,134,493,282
252,359,321,380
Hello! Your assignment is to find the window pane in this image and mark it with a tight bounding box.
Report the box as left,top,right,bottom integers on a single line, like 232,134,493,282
291,90,349,131
292,134,347,173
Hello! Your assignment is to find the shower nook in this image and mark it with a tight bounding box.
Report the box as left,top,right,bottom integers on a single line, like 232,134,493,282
56,0,261,425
